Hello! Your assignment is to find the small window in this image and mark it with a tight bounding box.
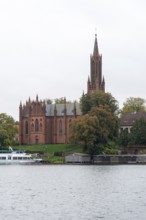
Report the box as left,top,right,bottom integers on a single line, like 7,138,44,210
13,157,17,160
18,157,22,160
2,157,6,160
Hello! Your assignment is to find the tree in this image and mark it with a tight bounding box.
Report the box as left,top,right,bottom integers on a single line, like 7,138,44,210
70,91,119,155
121,97,146,114
0,113,17,147
70,105,119,155
69,114,98,152
54,97,73,104
0,129,9,146
80,90,119,115
90,106,119,142
118,129,130,147
130,118,146,145
43,99,53,104
80,93,92,115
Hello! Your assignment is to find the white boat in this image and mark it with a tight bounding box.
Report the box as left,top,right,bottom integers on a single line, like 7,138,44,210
0,147,42,164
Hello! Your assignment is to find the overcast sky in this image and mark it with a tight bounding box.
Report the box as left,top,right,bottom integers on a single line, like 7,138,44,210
0,0,146,121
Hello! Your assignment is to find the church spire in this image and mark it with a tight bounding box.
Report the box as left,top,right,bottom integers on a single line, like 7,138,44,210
87,34,105,94
93,33,99,56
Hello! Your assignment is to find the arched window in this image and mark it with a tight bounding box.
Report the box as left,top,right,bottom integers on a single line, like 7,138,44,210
25,121,28,134
59,120,62,134
31,123,34,132
35,119,39,132
40,123,42,132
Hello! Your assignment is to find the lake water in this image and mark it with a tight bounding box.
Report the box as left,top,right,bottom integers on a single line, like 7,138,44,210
0,165,146,220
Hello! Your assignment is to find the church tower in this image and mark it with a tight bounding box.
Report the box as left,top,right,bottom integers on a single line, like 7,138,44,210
87,34,105,94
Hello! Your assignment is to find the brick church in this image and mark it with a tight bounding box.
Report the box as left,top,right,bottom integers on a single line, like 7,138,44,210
19,34,105,145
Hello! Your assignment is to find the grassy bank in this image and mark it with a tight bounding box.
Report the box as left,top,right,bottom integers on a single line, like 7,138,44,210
13,144,83,164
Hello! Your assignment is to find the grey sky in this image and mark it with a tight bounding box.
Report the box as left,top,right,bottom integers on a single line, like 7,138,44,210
0,0,146,121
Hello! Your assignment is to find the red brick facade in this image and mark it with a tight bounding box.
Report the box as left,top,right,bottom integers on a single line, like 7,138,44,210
19,96,81,144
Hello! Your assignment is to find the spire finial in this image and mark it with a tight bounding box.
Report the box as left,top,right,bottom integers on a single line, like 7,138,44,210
93,30,99,56
36,94,38,102
95,28,97,38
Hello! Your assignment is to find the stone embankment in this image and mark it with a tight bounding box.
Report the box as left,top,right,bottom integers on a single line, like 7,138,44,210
93,155,146,165
65,153,146,164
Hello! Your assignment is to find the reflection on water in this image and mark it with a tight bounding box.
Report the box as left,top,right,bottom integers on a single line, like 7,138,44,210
0,165,146,220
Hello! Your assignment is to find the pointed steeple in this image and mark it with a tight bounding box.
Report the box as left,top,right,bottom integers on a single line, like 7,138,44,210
93,34,99,56
36,94,38,102
87,34,105,94
19,101,22,108
28,97,31,106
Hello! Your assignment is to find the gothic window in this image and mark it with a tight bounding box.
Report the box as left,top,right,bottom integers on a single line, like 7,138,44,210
31,123,34,132
25,121,28,134
59,120,62,134
35,119,39,132
40,123,42,132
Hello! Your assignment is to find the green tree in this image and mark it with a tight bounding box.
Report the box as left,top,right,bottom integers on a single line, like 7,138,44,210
0,113,17,147
0,129,9,146
70,105,119,155
54,97,73,104
130,118,146,145
69,114,98,151
118,129,130,147
90,106,119,141
80,93,92,115
43,99,53,104
80,90,119,115
121,97,146,114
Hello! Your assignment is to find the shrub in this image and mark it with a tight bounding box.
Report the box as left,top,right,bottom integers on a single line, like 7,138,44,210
54,151,63,156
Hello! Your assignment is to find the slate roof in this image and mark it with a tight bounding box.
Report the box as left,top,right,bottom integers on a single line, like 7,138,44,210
120,112,146,126
45,103,82,116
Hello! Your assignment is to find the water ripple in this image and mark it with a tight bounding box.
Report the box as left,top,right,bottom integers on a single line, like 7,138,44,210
0,165,146,219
